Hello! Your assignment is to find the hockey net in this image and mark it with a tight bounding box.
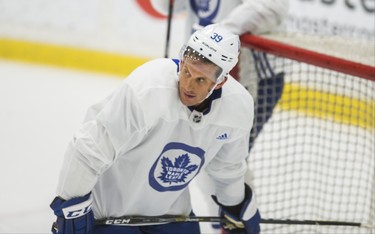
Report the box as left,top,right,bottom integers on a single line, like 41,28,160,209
241,32,375,234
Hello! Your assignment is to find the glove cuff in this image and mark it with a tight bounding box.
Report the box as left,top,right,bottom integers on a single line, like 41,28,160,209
50,193,93,219
62,194,93,219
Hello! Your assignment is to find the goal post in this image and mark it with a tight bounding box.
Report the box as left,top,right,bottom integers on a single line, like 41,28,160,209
240,34,375,81
240,33,374,234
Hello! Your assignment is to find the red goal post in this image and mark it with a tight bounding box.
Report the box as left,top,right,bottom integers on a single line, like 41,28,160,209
240,34,375,81
240,33,374,234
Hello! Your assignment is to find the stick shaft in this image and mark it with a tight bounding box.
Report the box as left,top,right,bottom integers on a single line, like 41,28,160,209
164,0,174,58
95,216,363,227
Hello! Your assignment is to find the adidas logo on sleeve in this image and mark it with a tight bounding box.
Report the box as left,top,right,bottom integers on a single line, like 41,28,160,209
216,133,228,140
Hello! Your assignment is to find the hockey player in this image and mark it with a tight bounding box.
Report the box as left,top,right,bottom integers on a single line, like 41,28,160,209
50,24,260,234
150,0,289,232
151,0,289,148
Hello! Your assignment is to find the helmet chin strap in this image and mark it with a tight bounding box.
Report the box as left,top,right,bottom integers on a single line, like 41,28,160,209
198,74,226,104
201,83,218,102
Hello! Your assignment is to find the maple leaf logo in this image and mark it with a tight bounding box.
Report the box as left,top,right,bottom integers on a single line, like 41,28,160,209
158,153,198,184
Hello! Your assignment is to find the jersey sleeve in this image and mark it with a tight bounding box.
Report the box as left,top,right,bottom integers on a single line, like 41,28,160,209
205,130,251,206
56,121,115,200
220,0,290,35
56,81,149,200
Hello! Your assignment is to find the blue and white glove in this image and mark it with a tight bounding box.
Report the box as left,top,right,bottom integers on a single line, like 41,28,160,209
212,183,261,234
50,193,94,234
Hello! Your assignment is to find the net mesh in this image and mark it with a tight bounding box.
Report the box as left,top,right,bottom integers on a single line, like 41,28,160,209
242,32,375,234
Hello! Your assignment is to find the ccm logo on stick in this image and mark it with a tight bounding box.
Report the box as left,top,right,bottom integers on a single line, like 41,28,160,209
105,219,131,224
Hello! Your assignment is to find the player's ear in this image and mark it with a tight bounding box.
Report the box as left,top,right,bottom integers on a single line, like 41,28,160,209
214,77,228,89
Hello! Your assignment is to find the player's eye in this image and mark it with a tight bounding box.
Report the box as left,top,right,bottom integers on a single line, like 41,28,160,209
197,77,205,83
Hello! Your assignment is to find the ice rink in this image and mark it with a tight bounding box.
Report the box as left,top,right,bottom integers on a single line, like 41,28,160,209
0,60,218,234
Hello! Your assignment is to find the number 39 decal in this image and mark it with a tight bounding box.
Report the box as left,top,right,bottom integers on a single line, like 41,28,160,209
211,33,223,42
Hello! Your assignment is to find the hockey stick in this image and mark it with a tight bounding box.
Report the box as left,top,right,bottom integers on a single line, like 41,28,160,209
95,215,366,227
164,0,174,58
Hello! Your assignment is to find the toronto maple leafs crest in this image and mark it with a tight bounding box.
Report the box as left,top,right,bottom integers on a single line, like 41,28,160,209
158,154,198,184
149,142,205,192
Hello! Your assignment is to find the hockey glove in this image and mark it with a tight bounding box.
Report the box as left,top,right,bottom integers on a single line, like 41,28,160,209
212,183,261,234
50,193,94,234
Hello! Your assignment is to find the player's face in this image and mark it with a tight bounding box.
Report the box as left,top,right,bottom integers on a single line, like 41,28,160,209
178,60,219,106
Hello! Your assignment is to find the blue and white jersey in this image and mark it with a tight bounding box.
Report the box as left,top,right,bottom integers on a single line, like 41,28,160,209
56,58,254,220
151,0,289,38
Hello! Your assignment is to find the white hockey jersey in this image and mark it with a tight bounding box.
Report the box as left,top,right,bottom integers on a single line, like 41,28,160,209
56,58,254,220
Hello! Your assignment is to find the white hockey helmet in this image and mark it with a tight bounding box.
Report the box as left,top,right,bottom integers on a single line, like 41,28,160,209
180,24,240,83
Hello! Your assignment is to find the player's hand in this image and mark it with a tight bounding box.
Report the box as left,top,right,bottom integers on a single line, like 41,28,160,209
212,184,261,234
50,193,94,234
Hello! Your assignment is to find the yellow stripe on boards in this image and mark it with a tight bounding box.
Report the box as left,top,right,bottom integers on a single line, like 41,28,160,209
278,84,375,131
0,38,151,77
1,38,373,130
